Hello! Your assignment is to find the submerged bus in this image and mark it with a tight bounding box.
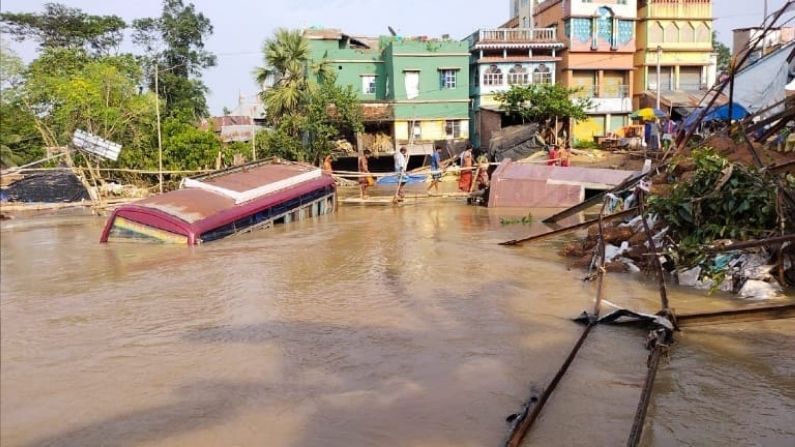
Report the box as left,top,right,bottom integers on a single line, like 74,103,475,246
100,159,336,245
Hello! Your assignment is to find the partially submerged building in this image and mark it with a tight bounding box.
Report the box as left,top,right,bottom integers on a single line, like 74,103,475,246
101,160,336,245
488,162,636,208
305,29,471,156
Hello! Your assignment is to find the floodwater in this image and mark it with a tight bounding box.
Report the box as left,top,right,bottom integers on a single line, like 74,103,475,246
1,194,793,447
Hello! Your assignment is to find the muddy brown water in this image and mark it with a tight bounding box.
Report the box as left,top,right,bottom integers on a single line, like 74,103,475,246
1,196,793,447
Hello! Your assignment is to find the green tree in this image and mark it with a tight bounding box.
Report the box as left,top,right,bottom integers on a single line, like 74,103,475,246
255,28,311,120
713,31,731,73
254,29,363,164
160,119,226,170
495,83,591,124
1,45,43,168
132,0,216,119
19,48,159,170
0,3,125,55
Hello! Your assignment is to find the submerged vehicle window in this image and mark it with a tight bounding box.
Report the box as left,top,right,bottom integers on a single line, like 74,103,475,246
108,216,187,244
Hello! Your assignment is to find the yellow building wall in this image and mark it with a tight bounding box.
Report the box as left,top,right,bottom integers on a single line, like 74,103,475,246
394,119,469,142
574,116,605,143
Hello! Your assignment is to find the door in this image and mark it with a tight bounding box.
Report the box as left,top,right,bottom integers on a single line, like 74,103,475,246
679,67,702,91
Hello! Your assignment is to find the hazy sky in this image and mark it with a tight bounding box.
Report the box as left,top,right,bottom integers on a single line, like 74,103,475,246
1,0,788,115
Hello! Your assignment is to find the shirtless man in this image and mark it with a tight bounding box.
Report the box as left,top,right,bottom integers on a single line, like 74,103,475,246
358,149,372,199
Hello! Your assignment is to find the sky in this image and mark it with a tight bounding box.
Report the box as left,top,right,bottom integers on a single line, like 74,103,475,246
1,0,788,115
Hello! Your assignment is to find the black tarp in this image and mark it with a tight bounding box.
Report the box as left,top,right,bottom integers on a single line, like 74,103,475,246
2,170,90,203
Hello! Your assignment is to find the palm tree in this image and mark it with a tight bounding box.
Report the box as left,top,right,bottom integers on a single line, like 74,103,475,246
255,28,311,121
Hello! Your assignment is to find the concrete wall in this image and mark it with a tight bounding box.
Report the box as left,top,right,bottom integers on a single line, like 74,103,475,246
308,39,387,101
385,39,471,122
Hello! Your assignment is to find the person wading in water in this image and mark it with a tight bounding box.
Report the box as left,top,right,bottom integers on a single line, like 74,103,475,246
458,144,473,192
358,149,373,199
393,146,408,203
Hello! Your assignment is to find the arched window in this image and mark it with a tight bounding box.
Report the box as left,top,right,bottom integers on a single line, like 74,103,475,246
681,22,695,43
649,22,664,44
483,65,503,86
533,64,552,84
597,7,614,44
664,22,678,43
508,64,529,85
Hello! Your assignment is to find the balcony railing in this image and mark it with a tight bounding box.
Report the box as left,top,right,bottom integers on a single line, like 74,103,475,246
471,28,557,46
574,85,630,99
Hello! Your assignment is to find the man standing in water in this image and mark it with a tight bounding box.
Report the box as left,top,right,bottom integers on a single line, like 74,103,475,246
358,149,372,199
427,146,443,195
393,146,408,203
458,144,473,192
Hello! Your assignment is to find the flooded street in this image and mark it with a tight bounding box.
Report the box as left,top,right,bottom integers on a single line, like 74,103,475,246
1,200,793,447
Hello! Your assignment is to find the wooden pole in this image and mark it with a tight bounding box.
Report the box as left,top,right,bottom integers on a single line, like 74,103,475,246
155,63,164,194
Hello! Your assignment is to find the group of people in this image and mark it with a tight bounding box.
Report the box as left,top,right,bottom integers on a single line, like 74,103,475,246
456,144,490,194
644,118,677,151
351,144,490,202
546,144,572,167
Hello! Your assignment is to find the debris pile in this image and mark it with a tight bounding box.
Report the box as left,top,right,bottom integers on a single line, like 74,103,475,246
561,146,794,298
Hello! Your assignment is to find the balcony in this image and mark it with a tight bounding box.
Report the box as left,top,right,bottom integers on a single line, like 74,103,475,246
641,0,712,19
574,85,631,99
469,28,561,49
573,85,632,114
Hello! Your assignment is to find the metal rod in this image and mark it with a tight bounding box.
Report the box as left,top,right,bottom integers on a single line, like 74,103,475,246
677,303,795,327
503,198,611,447
728,57,735,125
705,234,795,253
638,189,669,310
504,324,595,447
543,172,643,224
626,345,663,447
500,208,638,246
155,63,164,194
667,1,791,161
656,46,662,111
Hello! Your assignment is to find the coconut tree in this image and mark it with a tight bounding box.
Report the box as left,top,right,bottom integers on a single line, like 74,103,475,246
255,28,311,121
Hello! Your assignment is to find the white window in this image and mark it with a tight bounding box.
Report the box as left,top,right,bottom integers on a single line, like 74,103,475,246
408,121,421,140
445,120,461,139
483,64,503,86
362,75,376,95
404,70,420,99
508,64,529,85
533,64,552,84
440,69,457,89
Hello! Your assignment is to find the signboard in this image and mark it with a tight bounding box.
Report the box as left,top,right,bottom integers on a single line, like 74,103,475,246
72,129,122,161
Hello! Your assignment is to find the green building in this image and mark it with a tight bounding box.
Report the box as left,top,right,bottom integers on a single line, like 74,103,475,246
305,29,471,155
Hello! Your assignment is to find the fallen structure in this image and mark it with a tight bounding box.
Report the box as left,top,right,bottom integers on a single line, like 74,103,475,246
1,170,90,203
487,123,545,162
100,159,336,245
488,162,635,208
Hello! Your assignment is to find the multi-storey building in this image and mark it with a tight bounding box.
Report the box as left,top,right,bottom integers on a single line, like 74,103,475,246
510,0,537,29
633,0,716,111
533,0,639,143
305,29,470,155
466,27,563,148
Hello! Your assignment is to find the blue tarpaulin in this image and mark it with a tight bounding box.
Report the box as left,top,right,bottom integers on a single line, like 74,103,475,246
376,174,427,185
682,103,749,129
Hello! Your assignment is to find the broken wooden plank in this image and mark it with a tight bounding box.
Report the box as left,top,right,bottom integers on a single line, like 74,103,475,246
501,208,638,246
705,234,795,253
676,303,795,327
